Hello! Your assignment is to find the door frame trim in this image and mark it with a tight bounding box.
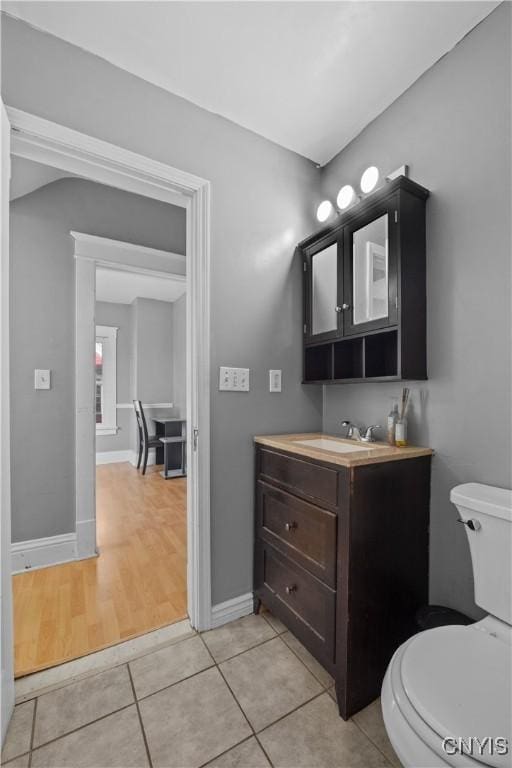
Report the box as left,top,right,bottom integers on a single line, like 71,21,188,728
6,105,212,632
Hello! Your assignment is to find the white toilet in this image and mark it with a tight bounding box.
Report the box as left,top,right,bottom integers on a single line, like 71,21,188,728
382,483,512,768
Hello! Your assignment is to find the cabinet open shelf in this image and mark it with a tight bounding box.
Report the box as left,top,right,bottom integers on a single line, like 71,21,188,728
304,328,404,383
333,338,363,380
365,330,398,378
304,343,332,382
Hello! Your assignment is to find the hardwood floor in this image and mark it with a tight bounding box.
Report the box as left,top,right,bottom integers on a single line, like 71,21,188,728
13,463,187,678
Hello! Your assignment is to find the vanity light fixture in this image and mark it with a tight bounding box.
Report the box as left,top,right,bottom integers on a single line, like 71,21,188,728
316,200,334,223
360,166,380,194
336,184,357,211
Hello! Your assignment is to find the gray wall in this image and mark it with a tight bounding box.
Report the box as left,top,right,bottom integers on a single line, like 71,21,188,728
95,301,132,453
132,297,173,405
91,295,183,454
130,297,176,452
2,16,323,596
172,294,187,420
320,4,511,618
9,178,185,542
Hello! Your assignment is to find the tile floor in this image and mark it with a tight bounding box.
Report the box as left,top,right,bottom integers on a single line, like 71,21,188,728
2,612,400,768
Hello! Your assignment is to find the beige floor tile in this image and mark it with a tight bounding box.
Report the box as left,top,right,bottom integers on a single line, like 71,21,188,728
202,614,275,662
129,635,213,699
33,665,134,747
139,666,251,767
31,706,148,768
1,700,34,763
281,631,334,688
205,737,271,767
353,698,400,767
261,610,287,634
259,693,391,767
220,637,322,732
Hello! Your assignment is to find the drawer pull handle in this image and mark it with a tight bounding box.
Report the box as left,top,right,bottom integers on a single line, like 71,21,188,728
285,585,297,595
284,521,297,532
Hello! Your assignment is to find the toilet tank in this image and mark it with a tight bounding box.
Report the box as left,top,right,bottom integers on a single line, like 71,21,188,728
450,483,512,624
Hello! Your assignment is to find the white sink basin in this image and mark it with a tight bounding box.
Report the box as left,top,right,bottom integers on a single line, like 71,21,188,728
293,438,378,454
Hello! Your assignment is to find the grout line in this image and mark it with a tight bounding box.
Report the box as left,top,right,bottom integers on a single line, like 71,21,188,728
199,639,253,728
198,635,275,766
3,752,30,767
279,633,334,690
127,664,153,768
28,703,134,754
260,612,286,636
253,732,275,768
203,632,279,666
202,631,329,766
197,735,255,768
351,716,396,767
208,626,332,695
27,697,38,768
259,612,334,691
255,688,328,737
135,661,216,704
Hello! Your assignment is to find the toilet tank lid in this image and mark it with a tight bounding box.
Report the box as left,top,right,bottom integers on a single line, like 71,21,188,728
450,483,512,521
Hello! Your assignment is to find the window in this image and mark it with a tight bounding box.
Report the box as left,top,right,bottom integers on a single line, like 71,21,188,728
95,325,118,436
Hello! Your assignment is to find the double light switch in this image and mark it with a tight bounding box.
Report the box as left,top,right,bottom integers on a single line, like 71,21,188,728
219,367,250,392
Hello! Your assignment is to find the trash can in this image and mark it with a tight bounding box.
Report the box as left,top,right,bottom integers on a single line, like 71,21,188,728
416,604,472,631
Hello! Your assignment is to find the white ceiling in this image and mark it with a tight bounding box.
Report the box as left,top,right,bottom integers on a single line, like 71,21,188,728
10,156,76,201
3,1,498,164
96,267,186,305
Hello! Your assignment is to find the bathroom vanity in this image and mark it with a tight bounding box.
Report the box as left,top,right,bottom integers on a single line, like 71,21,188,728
253,433,432,719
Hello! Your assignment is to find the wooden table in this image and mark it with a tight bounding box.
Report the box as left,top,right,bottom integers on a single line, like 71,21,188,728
152,418,186,479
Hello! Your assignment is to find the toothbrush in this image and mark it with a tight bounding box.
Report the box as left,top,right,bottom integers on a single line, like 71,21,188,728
399,387,410,421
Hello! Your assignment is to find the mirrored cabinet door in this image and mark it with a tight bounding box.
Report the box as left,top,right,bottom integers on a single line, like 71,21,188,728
352,214,388,325
343,202,397,335
308,240,341,340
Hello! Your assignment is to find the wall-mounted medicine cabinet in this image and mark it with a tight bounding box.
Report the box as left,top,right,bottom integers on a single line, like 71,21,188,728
300,176,429,384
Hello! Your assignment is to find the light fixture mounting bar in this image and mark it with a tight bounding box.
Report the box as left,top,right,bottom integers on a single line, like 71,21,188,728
386,164,409,181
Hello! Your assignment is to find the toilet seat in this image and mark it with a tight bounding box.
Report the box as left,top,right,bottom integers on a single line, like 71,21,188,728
389,627,511,768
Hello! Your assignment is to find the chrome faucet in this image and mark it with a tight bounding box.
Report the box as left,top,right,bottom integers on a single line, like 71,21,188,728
341,420,381,443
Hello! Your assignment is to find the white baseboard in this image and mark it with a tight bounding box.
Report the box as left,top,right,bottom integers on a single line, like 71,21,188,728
96,449,158,467
210,592,254,629
96,449,132,465
12,533,77,574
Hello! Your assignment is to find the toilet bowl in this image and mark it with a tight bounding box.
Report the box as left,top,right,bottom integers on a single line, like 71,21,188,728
382,483,512,768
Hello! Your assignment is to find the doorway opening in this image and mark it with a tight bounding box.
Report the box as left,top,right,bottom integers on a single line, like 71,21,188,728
10,175,191,676
3,107,211,695
94,260,189,659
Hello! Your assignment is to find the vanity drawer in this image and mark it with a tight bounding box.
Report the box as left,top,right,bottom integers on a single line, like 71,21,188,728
256,541,335,663
258,448,339,509
257,481,336,587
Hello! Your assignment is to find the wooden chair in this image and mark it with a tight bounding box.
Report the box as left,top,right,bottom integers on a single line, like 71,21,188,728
133,400,161,475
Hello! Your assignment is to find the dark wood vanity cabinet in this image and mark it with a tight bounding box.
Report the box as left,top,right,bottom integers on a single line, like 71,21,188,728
301,176,429,383
254,444,431,719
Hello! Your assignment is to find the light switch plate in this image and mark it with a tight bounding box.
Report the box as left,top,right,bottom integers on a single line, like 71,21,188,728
219,366,250,392
34,369,51,390
269,369,282,392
